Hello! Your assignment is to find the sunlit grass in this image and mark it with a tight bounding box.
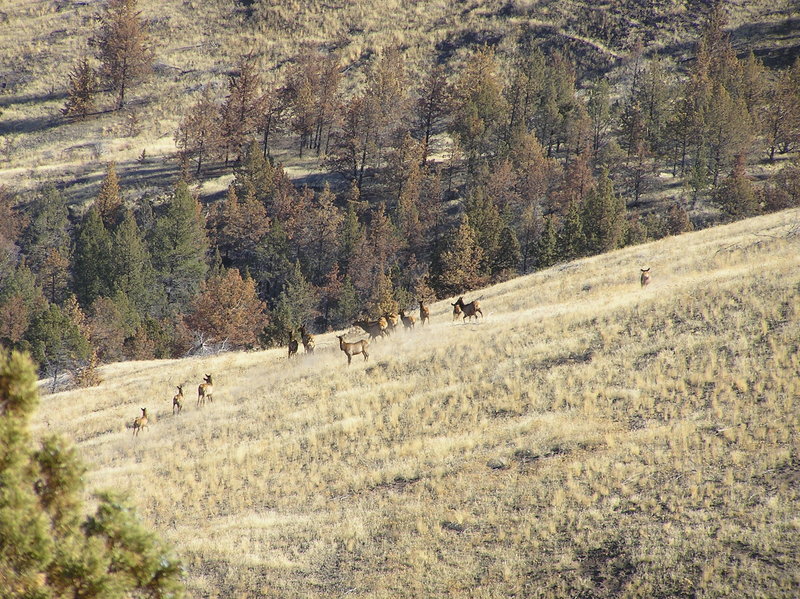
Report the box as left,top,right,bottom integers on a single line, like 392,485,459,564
29,209,800,597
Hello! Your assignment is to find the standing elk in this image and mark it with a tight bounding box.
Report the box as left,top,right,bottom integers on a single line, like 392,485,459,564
337,335,369,366
172,385,184,415
418,300,430,326
640,267,651,288
399,309,416,330
288,333,299,358
299,325,315,354
353,318,388,341
132,407,148,436
452,296,483,322
197,374,213,407
383,313,399,335
452,303,462,321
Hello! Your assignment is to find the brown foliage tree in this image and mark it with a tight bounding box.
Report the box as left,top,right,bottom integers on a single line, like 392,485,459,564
185,268,268,348
94,0,153,110
175,89,222,175
62,57,97,120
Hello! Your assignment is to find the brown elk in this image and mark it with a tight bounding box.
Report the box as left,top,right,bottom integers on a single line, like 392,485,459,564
640,267,651,288
383,313,399,334
337,335,369,366
418,300,430,326
288,333,299,358
353,317,388,341
398,309,416,330
299,325,315,354
197,374,213,407
452,297,483,322
452,303,462,321
132,407,148,436
172,385,184,415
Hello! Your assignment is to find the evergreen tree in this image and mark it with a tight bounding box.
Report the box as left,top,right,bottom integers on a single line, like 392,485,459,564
464,188,503,276
537,214,558,269
493,226,522,276
73,207,114,308
26,303,92,390
95,162,124,229
95,0,153,110
149,181,209,314
175,88,222,175
263,261,317,346
220,54,262,163
582,169,626,255
558,198,585,261
713,156,759,218
111,210,159,314
62,57,97,120
433,216,484,296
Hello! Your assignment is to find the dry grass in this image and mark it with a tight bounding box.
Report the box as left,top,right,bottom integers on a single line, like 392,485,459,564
1,0,789,202
32,208,800,597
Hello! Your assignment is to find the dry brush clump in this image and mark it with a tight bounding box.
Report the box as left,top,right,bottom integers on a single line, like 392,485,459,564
31,209,800,597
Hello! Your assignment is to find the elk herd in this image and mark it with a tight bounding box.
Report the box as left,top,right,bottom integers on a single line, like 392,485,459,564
131,268,651,438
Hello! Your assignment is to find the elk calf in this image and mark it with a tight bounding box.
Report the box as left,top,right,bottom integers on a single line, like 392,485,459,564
418,300,430,326
288,333,299,358
197,374,213,407
132,407,148,436
640,267,651,288
452,303,462,321
337,335,369,366
452,296,483,322
383,313,399,334
299,325,315,354
172,385,184,415
399,309,416,330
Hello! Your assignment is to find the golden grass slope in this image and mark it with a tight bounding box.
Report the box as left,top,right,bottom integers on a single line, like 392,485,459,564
33,209,800,597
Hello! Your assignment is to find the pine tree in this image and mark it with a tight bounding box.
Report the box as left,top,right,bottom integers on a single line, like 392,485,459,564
220,53,262,163
558,199,585,261
95,162,124,229
94,0,153,110
493,226,522,277
263,261,317,346
464,188,503,276
62,57,97,120
111,210,159,314
73,207,115,308
414,63,451,166
713,156,759,218
149,181,209,314
433,216,484,296
582,168,626,255
26,303,92,390
175,88,221,175
537,214,558,269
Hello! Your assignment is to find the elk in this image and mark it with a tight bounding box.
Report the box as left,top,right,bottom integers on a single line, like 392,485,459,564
383,313,399,334
452,303,462,321
337,335,369,366
288,333,299,358
452,296,483,322
172,385,184,415
353,318,388,341
299,325,315,354
132,407,148,436
197,374,213,407
640,267,651,288
418,300,430,326
399,309,416,330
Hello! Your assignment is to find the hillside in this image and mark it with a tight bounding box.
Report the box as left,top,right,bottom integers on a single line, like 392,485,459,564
32,208,800,597
1,0,795,201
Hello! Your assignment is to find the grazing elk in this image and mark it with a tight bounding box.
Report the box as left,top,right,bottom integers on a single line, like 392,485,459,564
398,309,416,330
132,407,148,436
640,267,651,288
353,318,388,341
288,333,299,358
172,385,184,415
299,325,315,353
337,335,369,366
197,374,213,407
452,296,483,322
418,300,430,326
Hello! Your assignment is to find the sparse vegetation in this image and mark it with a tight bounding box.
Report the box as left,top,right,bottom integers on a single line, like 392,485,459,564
27,209,800,597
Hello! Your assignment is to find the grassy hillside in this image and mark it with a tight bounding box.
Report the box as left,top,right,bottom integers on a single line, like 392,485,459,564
32,208,800,597
1,0,794,201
